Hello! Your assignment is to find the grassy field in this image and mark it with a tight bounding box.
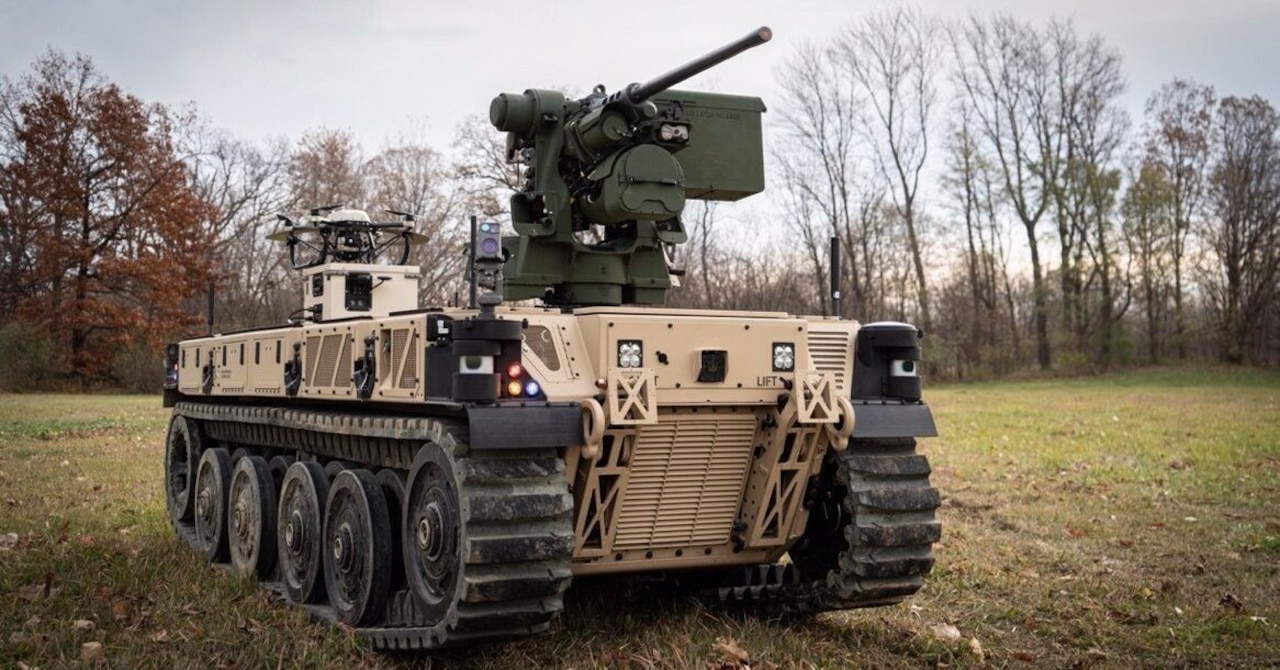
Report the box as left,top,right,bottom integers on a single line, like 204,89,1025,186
1,367,1277,668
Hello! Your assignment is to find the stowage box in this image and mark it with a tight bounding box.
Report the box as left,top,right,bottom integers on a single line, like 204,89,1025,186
652,90,765,201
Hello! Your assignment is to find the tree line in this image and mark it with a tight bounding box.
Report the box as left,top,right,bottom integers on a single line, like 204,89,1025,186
750,10,1277,376
1,11,1276,390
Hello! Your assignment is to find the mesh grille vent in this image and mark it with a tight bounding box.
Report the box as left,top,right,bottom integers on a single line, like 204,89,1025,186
613,414,756,549
314,334,344,387
807,329,853,393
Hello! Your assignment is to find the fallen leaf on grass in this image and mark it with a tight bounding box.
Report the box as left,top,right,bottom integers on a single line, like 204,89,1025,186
1220,593,1244,613
112,599,129,622
928,623,962,643
16,581,61,602
714,636,751,667
1011,651,1035,662
150,629,169,643
0,532,18,550
72,619,95,632
968,637,985,663
1249,616,1269,626
80,641,103,663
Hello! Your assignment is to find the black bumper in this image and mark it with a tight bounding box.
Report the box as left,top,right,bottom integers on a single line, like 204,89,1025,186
850,401,937,438
466,403,584,449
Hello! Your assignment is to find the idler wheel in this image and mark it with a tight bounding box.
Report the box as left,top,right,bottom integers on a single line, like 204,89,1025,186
164,417,202,537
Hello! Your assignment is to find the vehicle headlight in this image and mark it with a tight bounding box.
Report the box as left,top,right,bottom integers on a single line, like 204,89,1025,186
772,343,795,372
617,340,643,368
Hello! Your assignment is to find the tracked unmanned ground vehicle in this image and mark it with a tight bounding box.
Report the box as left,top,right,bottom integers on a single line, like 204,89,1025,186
162,26,940,650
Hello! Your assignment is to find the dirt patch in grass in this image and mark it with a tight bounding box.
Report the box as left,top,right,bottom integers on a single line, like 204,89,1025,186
1,368,1277,668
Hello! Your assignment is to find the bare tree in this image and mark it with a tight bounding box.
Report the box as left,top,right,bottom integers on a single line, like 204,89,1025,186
952,14,1064,369
1047,21,1129,363
365,127,469,306
1122,159,1175,363
773,41,907,320
1141,79,1215,359
287,127,365,207
774,43,856,316
835,6,940,330
941,103,1021,373
1204,95,1280,364
180,124,293,330
451,113,521,219
665,200,722,309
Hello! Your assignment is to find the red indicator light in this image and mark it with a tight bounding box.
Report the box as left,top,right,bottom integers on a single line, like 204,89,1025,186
506,363,523,379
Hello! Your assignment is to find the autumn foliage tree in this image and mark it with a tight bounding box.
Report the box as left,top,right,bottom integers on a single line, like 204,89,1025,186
0,52,216,384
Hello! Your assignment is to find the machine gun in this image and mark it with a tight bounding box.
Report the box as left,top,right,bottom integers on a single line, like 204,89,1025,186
490,27,772,306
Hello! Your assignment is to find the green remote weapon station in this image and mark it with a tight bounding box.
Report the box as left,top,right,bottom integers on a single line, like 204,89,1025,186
492,27,770,306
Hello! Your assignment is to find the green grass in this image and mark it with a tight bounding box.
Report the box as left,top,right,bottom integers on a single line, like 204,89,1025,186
1,367,1277,668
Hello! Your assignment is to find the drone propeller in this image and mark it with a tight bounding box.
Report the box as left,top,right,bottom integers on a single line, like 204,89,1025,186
266,225,320,242
309,204,342,217
385,209,417,222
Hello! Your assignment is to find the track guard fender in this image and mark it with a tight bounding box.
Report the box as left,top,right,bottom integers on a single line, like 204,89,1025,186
848,401,937,439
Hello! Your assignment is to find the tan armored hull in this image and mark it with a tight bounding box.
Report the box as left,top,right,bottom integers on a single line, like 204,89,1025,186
175,306,860,575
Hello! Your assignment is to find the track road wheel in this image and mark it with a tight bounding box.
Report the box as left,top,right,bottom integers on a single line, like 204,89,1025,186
228,456,278,579
324,469,392,626
164,416,202,541
403,442,462,625
193,447,233,562
278,461,330,604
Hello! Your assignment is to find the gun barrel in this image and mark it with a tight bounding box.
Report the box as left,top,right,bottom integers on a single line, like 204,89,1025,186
625,26,772,103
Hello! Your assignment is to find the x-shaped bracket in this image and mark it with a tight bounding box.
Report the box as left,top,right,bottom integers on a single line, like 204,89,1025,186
795,370,838,424
606,368,657,425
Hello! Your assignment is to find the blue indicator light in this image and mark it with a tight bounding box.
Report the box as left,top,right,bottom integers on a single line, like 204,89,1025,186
524,381,541,397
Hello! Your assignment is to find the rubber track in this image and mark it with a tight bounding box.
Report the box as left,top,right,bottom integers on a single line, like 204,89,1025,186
170,402,573,650
711,437,941,614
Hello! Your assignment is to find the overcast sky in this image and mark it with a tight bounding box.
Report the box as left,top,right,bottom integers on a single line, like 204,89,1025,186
4,0,1277,155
